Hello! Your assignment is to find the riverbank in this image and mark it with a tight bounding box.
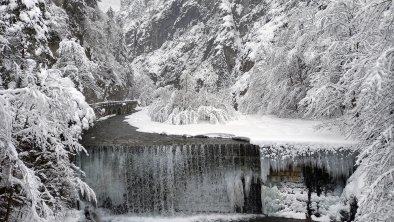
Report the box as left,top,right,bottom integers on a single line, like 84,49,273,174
124,108,357,149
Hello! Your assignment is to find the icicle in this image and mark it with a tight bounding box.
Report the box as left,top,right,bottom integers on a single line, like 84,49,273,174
80,143,262,215
258,145,356,218
259,145,356,183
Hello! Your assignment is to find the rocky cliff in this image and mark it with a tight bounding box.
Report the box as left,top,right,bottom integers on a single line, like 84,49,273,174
118,0,271,97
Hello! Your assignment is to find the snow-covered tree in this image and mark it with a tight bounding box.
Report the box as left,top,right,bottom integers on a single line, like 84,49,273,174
1,1,98,221
0,0,53,89
0,68,96,221
54,0,131,102
53,39,102,101
84,6,131,101
0,96,48,221
238,1,394,220
148,84,236,125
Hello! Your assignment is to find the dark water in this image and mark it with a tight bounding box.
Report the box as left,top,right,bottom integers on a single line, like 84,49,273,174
82,115,247,146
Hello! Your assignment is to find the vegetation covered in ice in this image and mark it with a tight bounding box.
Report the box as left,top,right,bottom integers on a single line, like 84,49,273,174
148,87,236,125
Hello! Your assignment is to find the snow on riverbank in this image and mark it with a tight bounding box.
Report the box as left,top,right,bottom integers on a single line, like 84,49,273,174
125,108,357,148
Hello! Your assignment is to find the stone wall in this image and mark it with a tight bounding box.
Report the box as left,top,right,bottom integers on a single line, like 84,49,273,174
90,100,138,119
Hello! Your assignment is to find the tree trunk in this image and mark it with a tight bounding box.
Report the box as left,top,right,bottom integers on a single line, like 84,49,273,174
4,188,14,222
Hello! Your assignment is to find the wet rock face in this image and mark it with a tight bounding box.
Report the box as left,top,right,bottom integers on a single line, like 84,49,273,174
119,0,269,89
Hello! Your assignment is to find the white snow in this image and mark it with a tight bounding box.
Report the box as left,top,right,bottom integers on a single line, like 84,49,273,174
98,0,121,12
125,107,357,147
97,114,116,122
261,183,345,222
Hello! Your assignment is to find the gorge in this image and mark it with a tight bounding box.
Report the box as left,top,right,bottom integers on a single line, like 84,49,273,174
0,0,392,221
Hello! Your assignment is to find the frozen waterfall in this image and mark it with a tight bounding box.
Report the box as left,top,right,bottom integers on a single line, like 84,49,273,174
260,146,356,183
79,143,262,215
79,142,356,218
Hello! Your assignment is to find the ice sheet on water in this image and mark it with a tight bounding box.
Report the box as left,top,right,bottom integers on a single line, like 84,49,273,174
97,114,116,122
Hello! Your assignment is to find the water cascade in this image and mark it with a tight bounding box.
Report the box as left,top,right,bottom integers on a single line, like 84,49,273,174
79,115,357,220
80,143,356,219
79,143,262,215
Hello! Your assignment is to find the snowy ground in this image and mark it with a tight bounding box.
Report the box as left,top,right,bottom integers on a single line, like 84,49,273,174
125,108,357,148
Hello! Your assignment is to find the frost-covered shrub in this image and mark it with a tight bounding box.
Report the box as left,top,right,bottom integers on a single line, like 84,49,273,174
167,108,199,125
148,87,236,125
197,106,232,124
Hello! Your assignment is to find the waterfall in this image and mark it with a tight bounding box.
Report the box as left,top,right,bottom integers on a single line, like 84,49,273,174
79,142,356,218
79,143,262,215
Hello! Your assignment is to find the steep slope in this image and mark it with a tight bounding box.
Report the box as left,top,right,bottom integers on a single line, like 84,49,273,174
119,0,272,123
49,0,132,103
120,0,268,87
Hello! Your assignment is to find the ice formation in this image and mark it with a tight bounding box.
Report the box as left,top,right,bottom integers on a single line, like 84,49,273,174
259,145,356,220
79,140,356,220
151,106,233,125
259,145,356,183
79,143,261,215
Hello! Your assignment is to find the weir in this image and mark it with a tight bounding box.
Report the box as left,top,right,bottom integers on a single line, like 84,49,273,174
80,144,262,214
79,114,356,219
